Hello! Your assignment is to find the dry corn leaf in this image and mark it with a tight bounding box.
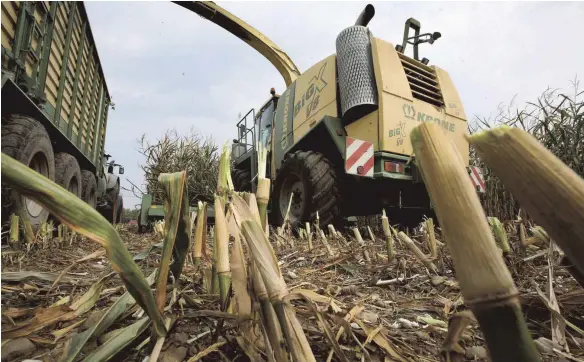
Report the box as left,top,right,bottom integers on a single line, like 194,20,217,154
52,319,86,342
442,310,476,355
50,250,106,291
3,275,108,339
313,308,350,362
186,341,227,362
285,289,343,313
1,153,166,337
60,270,158,362
1,271,73,284
355,319,407,362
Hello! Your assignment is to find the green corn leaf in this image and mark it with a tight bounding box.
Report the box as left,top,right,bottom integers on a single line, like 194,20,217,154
0,153,166,338
155,171,191,313
60,270,158,362
82,317,151,362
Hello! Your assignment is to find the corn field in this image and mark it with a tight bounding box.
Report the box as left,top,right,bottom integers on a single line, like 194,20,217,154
2,115,584,361
469,81,584,221
139,128,220,205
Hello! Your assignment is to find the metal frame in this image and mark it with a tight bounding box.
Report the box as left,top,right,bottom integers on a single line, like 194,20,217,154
67,21,88,138
54,3,76,131
92,84,106,163
76,45,95,149
234,108,257,192
35,2,58,103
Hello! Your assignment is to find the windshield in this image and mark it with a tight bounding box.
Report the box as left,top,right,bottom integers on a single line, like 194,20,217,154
257,101,275,149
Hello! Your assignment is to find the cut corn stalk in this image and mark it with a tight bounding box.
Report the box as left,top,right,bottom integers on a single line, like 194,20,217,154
468,125,584,279
397,232,437,273
282,192,294,236
381,210,394,263
328,224,337,239
231,194,316,362
214,196,231,308
192,201,207,267
426,218,437,259
518,222,527,249
531,226,550,244
367,226,376,242
0,153,167,337
411,123,539,362
306,222,313,251
217,141,234,198
488,217,510,254
257,140,271,231
352,227,365,246
155,171,191,322
319,228,333,256
251,263,288,361
9,214,19,246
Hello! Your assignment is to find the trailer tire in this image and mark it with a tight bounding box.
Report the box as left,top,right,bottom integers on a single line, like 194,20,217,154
1,115,55,233
232,169,251,192
272,150,341,230
81,171,97,209
55,153,82,199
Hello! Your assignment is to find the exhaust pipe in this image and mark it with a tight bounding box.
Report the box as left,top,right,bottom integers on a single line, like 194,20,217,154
354,4,375,27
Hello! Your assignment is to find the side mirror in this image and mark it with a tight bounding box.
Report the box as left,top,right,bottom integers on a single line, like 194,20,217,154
119,166,125,175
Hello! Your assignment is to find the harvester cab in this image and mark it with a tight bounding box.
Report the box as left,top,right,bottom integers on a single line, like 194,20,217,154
176,2,478,229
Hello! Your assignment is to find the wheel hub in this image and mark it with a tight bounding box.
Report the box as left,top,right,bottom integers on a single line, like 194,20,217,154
279,174,305,224
24,153,49,218
68,177,79,196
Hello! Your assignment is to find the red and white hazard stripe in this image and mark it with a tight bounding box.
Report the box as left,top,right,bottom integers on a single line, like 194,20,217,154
345,137,374,177
469,166,486,193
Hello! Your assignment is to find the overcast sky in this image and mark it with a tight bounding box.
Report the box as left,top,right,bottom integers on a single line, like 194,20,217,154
84,1,584,209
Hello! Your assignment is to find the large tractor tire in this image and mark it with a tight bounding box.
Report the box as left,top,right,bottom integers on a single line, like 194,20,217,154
55,153,82,198
1,115,55,233
232,169,251,192
272,150,341,230
81,171,98,209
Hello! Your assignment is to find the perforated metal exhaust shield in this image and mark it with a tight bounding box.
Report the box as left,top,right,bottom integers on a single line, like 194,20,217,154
336,25,378,123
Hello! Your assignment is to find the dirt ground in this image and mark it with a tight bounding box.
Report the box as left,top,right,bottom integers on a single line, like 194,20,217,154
1,224,583,362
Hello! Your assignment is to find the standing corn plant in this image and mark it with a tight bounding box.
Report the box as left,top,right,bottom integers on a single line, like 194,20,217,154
140,128,220,205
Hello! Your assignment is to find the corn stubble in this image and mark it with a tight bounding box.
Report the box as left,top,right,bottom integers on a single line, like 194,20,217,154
410,123,540,362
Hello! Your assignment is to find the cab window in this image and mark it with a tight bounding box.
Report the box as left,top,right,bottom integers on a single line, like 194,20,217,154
257,101,275,148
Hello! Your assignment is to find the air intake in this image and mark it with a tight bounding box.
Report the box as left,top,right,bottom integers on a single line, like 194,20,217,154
398,53,444,107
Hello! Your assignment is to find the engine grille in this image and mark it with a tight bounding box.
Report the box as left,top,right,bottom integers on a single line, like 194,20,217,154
398,53,444,107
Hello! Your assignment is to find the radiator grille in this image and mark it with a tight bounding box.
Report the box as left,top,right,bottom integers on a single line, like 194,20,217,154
398,53,444,107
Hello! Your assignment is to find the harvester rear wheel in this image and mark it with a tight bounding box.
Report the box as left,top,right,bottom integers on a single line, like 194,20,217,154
272,150,341,230
232,169,251,192
1,115,55,234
